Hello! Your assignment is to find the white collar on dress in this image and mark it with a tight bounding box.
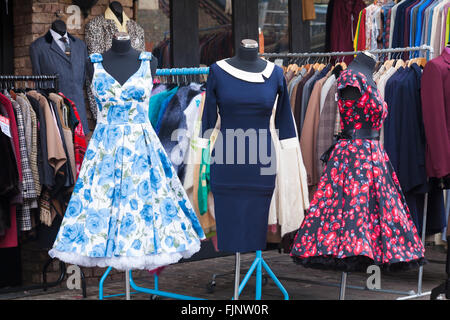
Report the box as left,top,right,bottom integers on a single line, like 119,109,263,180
216,59,275,83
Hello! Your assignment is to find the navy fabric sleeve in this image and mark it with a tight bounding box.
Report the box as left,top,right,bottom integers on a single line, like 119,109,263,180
29,42,41,75
201,65,218,140
275,68,297,140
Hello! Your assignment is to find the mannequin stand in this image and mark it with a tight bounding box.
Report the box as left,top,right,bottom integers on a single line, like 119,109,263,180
234,253,240,300
98,267,205,300
99,266,137,300
339,272,347,300
337,193,432,300
233,250,289,300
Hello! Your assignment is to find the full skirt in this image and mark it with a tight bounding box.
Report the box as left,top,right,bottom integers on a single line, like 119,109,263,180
49,122,205,270
290,139,426,272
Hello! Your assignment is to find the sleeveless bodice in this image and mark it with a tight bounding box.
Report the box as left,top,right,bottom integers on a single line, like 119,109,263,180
89,51,153,125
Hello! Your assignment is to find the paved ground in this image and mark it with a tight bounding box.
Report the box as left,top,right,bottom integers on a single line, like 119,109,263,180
2,244,448,300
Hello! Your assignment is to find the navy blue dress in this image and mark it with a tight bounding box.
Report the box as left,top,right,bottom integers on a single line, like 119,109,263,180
201,61,297,253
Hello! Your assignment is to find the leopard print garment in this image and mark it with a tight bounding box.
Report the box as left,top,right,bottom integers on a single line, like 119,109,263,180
84,15,145,120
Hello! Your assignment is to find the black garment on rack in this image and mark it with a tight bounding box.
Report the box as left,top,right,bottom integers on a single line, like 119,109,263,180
391,0,415,48
384,64,447,236
406,180,447,237
384,65,426,193
325,0,335,53
37,212,63,250
47,98,74,190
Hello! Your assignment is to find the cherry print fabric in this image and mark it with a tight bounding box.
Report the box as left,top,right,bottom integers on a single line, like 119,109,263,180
290,69,426,272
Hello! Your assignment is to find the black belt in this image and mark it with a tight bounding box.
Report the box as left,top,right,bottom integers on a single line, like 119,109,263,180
320,129,380,164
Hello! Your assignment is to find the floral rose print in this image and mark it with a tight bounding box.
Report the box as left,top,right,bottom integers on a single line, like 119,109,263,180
290,69,425,272
48,52,205,270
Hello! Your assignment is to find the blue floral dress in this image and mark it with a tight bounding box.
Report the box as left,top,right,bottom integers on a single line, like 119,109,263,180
49,52,205,270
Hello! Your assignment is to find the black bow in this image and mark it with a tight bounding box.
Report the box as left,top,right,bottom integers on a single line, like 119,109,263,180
320,132,352,164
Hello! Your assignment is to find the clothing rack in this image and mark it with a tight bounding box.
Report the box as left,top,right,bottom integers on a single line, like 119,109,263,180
259,45,434,59
155,67,210,76
263,45,438,300
154,67,210,85
0,75,59,91
0,74,88,298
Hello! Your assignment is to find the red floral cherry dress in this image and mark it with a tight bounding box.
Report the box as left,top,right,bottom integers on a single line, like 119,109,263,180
290,69,426,272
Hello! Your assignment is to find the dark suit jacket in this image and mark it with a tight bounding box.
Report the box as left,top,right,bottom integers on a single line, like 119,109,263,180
29,31,89,134
392,0,415,48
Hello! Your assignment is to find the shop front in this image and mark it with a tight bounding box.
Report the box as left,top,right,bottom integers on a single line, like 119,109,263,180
0,0,449,302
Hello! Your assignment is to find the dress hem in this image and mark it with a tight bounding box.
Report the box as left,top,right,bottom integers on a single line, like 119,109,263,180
291,254,427,273
48,240,201,271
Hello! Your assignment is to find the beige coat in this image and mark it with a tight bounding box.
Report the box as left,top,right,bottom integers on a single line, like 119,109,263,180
27,91,67,174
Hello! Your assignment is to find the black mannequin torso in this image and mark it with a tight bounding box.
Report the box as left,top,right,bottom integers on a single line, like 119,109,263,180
86,38,158,84
109,1,123,24
225,40,267,72
340,52,377,100
51,19,67,36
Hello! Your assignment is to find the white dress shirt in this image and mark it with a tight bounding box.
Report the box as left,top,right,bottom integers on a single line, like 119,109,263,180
50,29,69,53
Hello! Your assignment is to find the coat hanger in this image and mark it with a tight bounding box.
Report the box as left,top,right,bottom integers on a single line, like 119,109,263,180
336,55,347,69
383,56,394,70
394,51,406,68
312,56,320,70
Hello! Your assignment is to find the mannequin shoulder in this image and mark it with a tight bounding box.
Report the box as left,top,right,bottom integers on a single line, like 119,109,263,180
268,61,283,79
139,51,154,60
127,19,144,31
85,15,105,29
69,34,87,49
88,53,103,63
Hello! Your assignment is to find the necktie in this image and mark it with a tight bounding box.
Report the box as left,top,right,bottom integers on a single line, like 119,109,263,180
60,36,71,57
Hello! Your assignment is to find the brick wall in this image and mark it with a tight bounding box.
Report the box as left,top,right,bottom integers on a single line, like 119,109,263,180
13,0,135,77
20,241,150,289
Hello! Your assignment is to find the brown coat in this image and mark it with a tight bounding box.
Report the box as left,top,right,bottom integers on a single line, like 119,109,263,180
300,76,327,186
27,91,67,174
49,93,77,183
317,81,338,176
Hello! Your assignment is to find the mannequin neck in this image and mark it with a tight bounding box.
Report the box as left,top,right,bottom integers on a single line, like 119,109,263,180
51,20,67,36
236,45,259,62
109,2,123,24
226,45,266,73
111,38,132,55
349,53,376,77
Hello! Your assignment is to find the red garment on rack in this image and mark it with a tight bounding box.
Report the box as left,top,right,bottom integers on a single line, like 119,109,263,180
357,9,367,51
330,0,366,64
0,93,21,248
59,93,87,179
420,47,450,178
